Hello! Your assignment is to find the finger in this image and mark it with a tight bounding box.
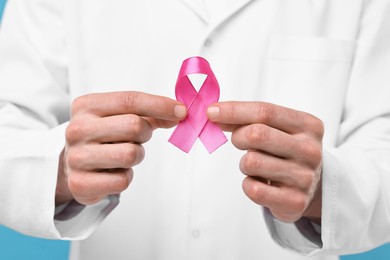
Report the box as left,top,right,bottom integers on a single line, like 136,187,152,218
67,115,154,144
239,150,312,190
233,124,323,168
143,116,181,130
231,123,297,158
242,177,308,222
215,123,240,132
98,115,153,143
69,169,133,205
72,91,187,121
207,101,320,135
242,176,284,209
67,143,145,171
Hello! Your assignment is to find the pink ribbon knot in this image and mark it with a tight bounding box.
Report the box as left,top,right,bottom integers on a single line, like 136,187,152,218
169,56,227,153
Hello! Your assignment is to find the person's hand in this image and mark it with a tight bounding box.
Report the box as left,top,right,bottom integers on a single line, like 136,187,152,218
55,91,187,206
207,102,324,223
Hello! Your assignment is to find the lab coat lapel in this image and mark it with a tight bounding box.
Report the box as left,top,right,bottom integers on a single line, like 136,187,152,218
178,0,257,26
212,0,257,26
178,0,210,23
202,0,258,39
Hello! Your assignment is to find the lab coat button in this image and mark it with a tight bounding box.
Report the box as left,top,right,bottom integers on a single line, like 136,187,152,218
204,39,212,47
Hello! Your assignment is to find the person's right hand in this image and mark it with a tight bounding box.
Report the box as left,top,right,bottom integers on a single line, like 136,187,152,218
55,91,187,206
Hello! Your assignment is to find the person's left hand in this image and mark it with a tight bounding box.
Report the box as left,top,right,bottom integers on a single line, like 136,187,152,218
207,101,324,223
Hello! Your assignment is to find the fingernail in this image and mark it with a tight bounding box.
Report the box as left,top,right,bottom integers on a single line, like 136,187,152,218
174,105,187,119
207,106,220,119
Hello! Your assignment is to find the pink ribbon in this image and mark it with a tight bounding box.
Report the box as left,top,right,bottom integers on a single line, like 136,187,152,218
169,56,227,153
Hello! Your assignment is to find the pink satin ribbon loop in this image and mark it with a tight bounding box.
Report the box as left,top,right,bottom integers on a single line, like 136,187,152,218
169,57,227,153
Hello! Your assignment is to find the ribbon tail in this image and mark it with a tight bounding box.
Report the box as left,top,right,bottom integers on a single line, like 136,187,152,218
199,121,228,154
168,118,198,153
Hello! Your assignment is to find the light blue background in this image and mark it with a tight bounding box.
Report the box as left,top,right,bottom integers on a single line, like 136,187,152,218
0,0,4,18
0,0,389,259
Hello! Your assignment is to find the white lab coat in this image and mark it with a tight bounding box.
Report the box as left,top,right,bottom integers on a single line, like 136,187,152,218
0,0,390,259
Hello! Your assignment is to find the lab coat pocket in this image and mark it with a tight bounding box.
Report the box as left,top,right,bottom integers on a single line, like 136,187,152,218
263,35,355,144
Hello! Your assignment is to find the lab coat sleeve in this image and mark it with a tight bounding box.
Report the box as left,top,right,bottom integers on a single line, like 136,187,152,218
0,0,117,239
264,0,390,255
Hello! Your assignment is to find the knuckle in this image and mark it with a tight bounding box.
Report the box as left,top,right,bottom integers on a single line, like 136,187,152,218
305,115,325,138
123,145,137,165
240,152,261,174
315,119,325,138
65,125,76,144
230,132,241,149
129,116,143,136
120,92,138,111
245,125,270,144
291,194,309,215
311,145,323,164
272,194,307,222
115,144,139,167
256,103,274,123
65,120,88,144
115,171,133,192
299,169,316,190
125,115,151,142
71,95,90,116
70,97,82,116
67,172,86,195
270,189,309,222
66,148,85,169
243,178,267,204
135,145,146,165
298,139,322,166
